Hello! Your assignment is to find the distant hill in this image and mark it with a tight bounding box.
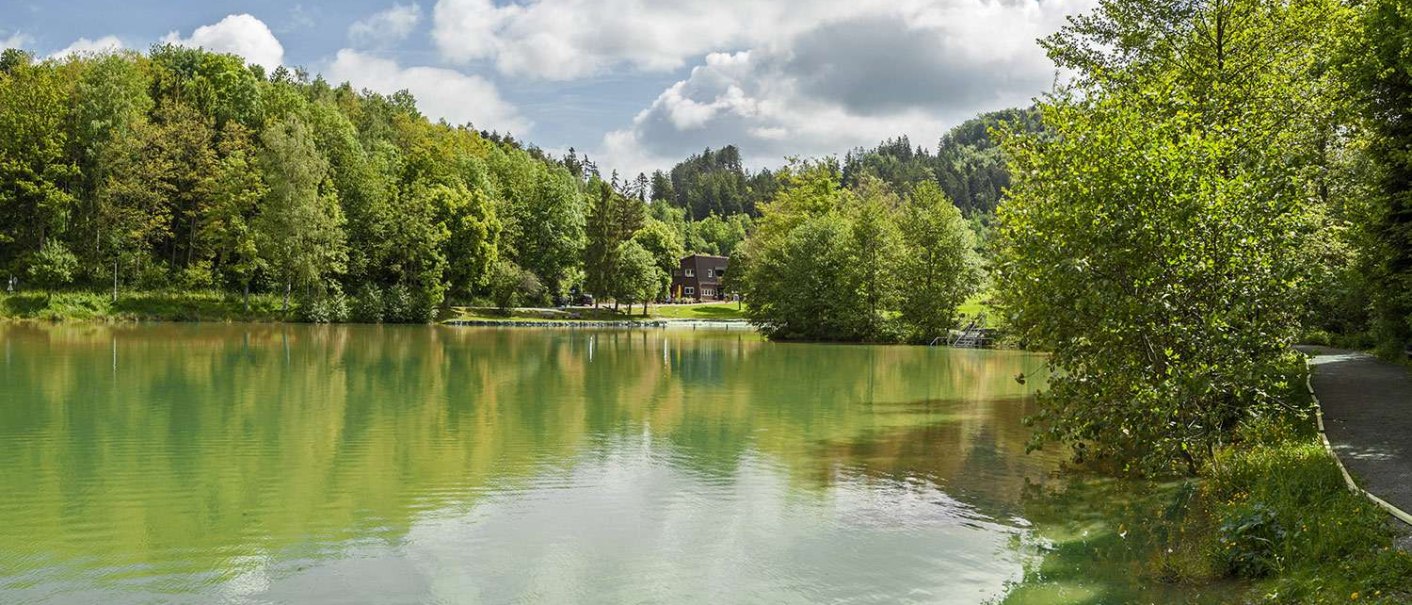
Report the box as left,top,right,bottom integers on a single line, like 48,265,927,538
841,107,1043,213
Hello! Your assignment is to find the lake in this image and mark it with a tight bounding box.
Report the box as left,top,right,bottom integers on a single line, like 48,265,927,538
0,323,1198,604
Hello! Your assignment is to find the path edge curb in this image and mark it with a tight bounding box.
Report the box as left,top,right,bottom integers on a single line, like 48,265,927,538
1305,355,1412,528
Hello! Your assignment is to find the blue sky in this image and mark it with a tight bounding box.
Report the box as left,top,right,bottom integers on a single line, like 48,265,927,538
1,0,1096,176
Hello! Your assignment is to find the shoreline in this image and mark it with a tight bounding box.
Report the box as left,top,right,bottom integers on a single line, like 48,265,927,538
0,291,753,327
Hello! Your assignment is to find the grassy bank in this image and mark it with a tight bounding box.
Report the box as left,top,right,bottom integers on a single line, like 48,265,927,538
1,291,751,324
1006,416,1412,604
1191,434,1411,602
445,302,747,323
1,291,290,322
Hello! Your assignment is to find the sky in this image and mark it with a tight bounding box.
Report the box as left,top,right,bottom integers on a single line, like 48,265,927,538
0,0,1096,177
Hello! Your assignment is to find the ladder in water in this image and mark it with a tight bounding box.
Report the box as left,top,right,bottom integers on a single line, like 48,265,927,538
949,315,986,348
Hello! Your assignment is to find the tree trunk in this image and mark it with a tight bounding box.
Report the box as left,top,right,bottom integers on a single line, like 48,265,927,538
112,259,118,303
283,282,291,313
243,282,250,313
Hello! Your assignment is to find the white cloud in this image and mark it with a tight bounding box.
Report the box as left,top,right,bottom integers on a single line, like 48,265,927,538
596,0,1094,177
326,49,528,135
163,14,285,71
2,31,32,50
49,35,125,59
431,0,869,80
349,4,422,48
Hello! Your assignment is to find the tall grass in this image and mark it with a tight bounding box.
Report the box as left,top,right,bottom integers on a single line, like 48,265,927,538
0,290,288,322
1193,426,1412,603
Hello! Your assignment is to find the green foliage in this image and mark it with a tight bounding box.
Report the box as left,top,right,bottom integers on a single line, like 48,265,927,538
738,162,977,342
691,213,751,257
254,115,347,307
0,290,287,322
503,160,583,299
297,284,350,324
841,109,1044,214
1194,435,1412,602
647,202,752,257
200,123,265,293
843,179,903,339
631,218,684,298
350,284,385,323
0,51,79,274
27,239,79,289
997,0,1350,474
1347,0,1412,353
0,47,569,322
664,145,776,219
583,179,645,303
896,182,981,343
379,283,435,323
488,259,543,311
1008,424,1412,603
1215,503,1285,578
610,240,663,314
743,213,862,340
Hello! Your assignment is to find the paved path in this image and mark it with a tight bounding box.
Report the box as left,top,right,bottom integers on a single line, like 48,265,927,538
1298,346,1412,526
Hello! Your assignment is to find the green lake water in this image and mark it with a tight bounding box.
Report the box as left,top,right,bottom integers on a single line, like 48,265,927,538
0,323,1212,604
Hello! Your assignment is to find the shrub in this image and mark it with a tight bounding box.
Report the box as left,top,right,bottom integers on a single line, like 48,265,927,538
297,285,349,323
350,285,384,323
177,261,217,290
382,284,412,323
489,260,543,311
380,284,436,323
27,240,79,290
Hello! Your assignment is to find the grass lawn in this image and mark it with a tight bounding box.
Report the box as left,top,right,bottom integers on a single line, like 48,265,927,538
647,301,746,320
957,292,996,321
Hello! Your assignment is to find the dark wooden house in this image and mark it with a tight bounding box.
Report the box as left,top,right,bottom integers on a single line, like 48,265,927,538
670,254,729,302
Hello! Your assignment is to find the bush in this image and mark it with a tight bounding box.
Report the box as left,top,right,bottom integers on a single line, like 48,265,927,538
406,285,439,323
378,284,436,323
489,260,543,311
27,240,79,290
297,285,349,323
177,261,217,290
350,285,384,323
382,284,412,323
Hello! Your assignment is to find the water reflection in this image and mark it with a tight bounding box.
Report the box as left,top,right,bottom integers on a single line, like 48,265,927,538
0,323,1056,603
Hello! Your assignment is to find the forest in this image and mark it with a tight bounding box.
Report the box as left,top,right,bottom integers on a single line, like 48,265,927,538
0,44,1013,326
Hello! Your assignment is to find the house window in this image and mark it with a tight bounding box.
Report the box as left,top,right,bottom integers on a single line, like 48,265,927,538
685,287,695,296
714,268,725,277
703,288,714,297
684,268,695,278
